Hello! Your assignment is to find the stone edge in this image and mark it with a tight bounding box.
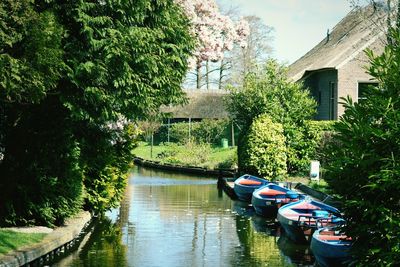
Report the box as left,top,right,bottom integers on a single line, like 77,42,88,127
0,211,91,267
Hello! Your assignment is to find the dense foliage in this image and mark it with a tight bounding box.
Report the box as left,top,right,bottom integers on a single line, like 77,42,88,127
225,60,317,174
241,115,287,180
302,120,336,168
0,0,194,226
325,30,400,265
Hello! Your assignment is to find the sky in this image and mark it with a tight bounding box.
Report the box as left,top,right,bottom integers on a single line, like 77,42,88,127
218,0,354,64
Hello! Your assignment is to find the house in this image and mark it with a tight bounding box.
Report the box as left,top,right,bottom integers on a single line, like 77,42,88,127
288,5,386,120
160,89,229,122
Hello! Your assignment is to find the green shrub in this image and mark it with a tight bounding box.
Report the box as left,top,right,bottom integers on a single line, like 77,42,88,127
216,151,238,169
225,60,317,174
159,142,212,167
192,118,229,145
241,115,287,180
325,30,400,265
159,119,229,145
169,122,191,144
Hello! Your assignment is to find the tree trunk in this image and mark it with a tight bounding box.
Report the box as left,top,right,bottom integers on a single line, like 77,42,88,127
387,0,393,45
219,59,224,90
196,62,201,89
206,61,210,90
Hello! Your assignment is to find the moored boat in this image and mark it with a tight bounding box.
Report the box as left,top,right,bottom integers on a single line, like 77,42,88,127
233,174,269,202
311,228,352,267
251,183,301,217
277,198,341,243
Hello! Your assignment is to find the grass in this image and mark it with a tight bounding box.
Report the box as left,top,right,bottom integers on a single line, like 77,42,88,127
132,142,237,169
0,230,47,256
309,179,332,194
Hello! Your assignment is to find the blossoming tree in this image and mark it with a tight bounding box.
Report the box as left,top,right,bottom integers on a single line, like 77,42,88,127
175,0,250,89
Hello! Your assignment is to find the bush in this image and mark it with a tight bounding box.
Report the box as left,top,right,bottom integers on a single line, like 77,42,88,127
158,142,212,167
324,30,400,265
241,114,287,180
225,60,317,174
216,151,238,169
192,118,229,144
169,122,190,144
158,119,229,145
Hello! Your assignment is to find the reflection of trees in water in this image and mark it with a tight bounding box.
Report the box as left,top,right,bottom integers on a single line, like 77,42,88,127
146,183,233,219
52,217,127,267
233,215,287,266
277,231,315,266
132,165,211,180
231,200,314,267
77,217,128,267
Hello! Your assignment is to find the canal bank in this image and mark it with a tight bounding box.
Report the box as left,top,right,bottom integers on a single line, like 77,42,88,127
0,211,91,267
133,157,237,177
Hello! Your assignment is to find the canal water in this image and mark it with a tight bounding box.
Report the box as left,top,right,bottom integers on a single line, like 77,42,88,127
52,166,314,267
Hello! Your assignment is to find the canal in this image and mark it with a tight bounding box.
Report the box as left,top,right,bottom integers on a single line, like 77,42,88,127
52,166,314,267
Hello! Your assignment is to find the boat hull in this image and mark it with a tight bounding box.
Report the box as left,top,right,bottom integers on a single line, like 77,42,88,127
233,175,268,202
277,212,309,243
251,184,300,218
311,230,352,267
251,195,279,217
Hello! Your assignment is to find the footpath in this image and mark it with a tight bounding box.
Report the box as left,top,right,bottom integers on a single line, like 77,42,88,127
0,211,91,267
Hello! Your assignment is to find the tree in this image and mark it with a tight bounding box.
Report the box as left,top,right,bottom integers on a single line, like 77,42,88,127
176,0,249,89
350,0,400,45
0,0,194,226
324,29,400,265
225,60,317,174
225,16,274,88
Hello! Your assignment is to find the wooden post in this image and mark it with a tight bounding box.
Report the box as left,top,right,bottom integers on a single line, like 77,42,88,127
167,118,170,143
231,121,235,147
188,117,191,143
150,133,154,158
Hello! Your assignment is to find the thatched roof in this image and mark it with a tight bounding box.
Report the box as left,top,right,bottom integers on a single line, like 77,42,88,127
288,5,386,81
161,90,229,119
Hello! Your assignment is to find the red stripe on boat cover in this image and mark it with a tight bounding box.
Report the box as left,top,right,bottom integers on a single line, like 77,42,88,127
259,189,285,196
239,179,262,186
318,235,352,241
292,202,320,210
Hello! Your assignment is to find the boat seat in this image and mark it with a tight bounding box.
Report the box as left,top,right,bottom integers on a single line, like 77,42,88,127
259,189,285,196
239,180,262,186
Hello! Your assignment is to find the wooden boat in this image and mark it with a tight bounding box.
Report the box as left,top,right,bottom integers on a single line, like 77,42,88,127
311,228,352,267
277,198,341,243
251,183,301,217
233,174,269,202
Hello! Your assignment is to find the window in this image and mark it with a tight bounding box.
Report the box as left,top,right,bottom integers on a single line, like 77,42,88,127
329,82,336,120
358,82,378,102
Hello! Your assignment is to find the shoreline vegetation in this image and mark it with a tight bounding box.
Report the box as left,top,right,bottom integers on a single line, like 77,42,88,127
132,142,238,170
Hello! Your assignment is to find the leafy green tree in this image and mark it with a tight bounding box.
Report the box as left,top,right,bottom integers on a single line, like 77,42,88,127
0,0,194,226
325,30,400,265
225,60,317,174
242,114,287,179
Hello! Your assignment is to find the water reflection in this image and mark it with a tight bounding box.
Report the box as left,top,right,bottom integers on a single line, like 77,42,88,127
52,166,314,267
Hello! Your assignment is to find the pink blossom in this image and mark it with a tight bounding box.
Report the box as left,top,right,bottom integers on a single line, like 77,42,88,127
175,0,249,69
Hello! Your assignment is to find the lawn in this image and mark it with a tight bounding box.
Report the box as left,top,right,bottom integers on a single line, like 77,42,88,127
132,142,237,170
0,230,47,256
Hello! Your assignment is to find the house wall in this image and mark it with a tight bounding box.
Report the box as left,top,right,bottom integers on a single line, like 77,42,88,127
304,70,337,120
337,38,384,117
